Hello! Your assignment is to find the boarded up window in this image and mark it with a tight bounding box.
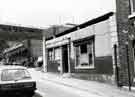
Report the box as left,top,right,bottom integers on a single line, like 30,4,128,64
87,43,93,65
80,44,87,54
74,39,94,68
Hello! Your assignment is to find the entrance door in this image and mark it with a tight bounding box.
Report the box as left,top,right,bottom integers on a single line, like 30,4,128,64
62,45,69,73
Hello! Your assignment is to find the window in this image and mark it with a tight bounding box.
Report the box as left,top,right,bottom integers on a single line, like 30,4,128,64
80,44,87,54
130,0,135,13
54,48,60,60
75,40,94,69
48,49,53,61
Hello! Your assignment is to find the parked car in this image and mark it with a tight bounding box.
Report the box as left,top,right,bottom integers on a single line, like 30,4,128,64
0,65,36,97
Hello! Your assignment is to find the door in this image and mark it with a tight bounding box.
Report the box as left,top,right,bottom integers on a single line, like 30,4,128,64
62,45,68,73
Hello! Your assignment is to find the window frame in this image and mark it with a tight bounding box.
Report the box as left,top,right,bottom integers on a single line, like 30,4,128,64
48,49,53,61
54,47,61,61
74,40,95,69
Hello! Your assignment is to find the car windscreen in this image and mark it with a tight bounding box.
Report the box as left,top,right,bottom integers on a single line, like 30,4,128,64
1,69,31,81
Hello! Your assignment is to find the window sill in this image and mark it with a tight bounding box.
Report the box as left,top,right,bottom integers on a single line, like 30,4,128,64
75,66,94,69
128,12,135,19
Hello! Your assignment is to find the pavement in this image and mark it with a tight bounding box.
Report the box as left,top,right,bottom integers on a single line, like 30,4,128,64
29,68,135,97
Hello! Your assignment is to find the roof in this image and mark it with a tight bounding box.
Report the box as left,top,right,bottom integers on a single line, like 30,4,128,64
43,25,71,40
53,12,114,38
0,65,27,71
0,24,43,32
0,24,43,40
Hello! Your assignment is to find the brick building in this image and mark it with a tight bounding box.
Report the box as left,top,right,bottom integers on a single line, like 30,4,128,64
114,0,135,86
128,0,135,85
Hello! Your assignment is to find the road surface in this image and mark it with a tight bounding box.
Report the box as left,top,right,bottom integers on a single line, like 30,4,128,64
29,68,103,97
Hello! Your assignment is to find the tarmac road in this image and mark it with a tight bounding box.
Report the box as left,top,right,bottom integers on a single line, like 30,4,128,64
29,68,104,97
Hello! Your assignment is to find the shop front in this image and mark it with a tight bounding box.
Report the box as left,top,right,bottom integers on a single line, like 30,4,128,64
46,36,71,74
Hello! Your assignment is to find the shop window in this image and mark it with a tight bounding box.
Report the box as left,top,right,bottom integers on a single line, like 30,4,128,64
54,48,60,60
80,44,87,54
75,40,94,69
89,53,93,65
48,49,53,61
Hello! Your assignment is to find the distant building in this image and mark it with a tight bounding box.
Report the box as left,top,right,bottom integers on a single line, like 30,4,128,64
4,39,43,67
0,24,43,67
3,43,29,65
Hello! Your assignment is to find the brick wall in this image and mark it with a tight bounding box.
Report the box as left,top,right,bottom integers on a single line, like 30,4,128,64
115,0,134,85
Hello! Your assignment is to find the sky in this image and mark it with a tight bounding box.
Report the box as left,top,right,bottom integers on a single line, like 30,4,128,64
0,0,116,28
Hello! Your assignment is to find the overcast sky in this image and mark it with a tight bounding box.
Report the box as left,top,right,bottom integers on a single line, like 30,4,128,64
0,0,116,28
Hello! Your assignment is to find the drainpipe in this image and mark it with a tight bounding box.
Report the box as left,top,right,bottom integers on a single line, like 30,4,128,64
125,42,131,91
68,37,71,73
114,44,120,86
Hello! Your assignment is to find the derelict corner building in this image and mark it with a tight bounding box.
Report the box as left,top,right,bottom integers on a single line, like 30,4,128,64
42,0,135,86
0,0,135,87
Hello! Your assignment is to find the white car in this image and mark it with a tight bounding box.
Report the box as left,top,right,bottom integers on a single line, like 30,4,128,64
0,65,36,96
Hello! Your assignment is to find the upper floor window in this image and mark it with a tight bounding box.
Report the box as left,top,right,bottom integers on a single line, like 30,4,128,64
130,0,135,13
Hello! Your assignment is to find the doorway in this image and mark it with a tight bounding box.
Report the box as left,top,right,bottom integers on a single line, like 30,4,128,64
62,45,69,73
